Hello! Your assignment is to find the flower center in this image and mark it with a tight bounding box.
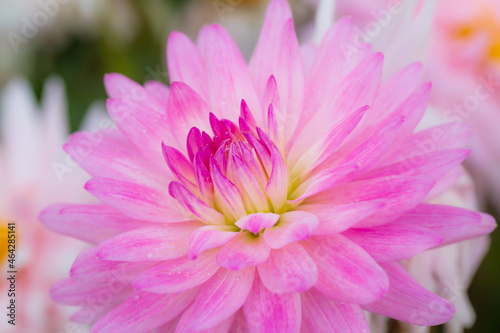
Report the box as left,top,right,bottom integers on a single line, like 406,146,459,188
453,9,500,62
165,101,291,226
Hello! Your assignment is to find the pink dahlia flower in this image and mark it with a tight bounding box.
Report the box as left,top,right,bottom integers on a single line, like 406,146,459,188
41,0,496,331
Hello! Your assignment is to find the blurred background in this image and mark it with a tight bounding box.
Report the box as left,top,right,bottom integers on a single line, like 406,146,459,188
0,0,498,332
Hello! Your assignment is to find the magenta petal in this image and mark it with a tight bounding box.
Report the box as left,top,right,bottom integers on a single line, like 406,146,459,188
263,211,319,249
362,262,455,326
97,222,201,262
162,143,197,193
176,267,255,331
133,249,219,293
235,213,280,234
210,158,247,221
343,223,443,262
39,204,147,244
304,235,389,304
263,132,289,211
168,181,226,225
188,225,239,260
243,276,301,333
301,289,369,332
84,177,189,223
92,289,198,333
397,203,483,245
258,243,318,293
217,232,271,270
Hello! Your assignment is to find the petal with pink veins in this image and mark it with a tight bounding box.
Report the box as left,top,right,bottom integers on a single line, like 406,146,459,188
217,232,271,270
97,222,201,262
304,235,388,304
397,203,486,245
39,204,149,245
301,288,369,333
168,181,226,225
167,31,208,101
243,276,301,333
198,24,261,124
258,243,318,293
133,249,219,293
166,82,211,148
92,289,198,333
342,223,443,262
176,267,255,331
85,177,189,223
362,262,455,326
188,225,239,260
300,200,385,235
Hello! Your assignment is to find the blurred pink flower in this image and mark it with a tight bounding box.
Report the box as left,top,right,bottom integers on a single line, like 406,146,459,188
428,0,500,207
0,78,100,332
41,0,495,331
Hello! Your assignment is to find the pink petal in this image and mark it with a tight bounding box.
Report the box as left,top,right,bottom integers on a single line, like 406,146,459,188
263,211,319,249
243,276,301,333
168,181,226,225
258,243,318,293
85,177,189,223
198,24,261,124
293,52,383,157
307,175,435,228
51,277,133,306
262,131,289,211
289,106,368,176
362,262,455,326
194,153,215,207
106,98,177,166
162,144,197,193
397,203,484,245
304,235,388,304
176,267,255,331
92,289,198,333
133,249,219,293
289,163,360,202
232,155,270,212
97,222,201,262
361,149,470,181
64,129,170,187
70,247,148,282
167,31,208,101
39,204,148,244
217,232,271,270
250,0,293,95
210,158,247,221
144,80,169,106
188,225,239,260
301,289,369,333
166,82,211,148
342,223,443,262
235,213,280,234
300,200,385,235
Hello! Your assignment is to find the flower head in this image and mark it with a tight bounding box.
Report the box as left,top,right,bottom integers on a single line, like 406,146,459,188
41,0,496,331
